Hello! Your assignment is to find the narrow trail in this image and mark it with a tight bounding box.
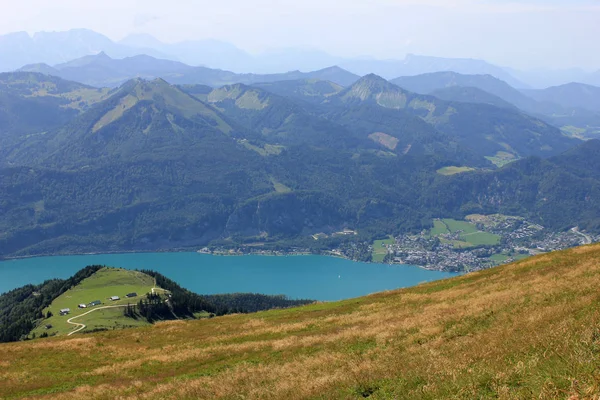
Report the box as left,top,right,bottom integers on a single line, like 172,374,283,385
66,305,130,336
572,227,592,245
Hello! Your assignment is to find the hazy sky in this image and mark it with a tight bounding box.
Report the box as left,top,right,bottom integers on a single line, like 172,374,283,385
1,0,599,70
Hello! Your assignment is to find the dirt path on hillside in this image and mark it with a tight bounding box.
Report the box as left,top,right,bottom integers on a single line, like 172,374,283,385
572,227,592,245
66,305,130,336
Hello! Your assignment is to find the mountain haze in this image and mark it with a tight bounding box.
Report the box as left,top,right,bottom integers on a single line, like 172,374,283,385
0,29,169,72
524,82,600,113
391,71,600,139
19,53,360,88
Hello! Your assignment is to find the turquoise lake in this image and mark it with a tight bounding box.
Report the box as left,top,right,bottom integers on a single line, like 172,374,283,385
0,253,458,301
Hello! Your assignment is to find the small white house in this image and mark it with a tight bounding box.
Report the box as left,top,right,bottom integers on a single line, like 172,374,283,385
59,308,70,315
110,296,120,301
78,304,87,309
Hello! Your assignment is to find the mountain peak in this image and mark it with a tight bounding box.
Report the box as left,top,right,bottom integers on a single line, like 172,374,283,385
339,74,409,107
351,74,397,92
17,63,59,75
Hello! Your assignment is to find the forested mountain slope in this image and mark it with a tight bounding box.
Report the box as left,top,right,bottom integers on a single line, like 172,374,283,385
0,72,110,159
0,74,594,258
328,75,579,159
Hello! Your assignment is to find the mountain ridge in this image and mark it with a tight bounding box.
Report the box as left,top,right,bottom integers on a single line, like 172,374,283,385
18,53,361,88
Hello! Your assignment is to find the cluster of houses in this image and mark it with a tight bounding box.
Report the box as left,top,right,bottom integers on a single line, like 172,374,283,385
57,292,138,316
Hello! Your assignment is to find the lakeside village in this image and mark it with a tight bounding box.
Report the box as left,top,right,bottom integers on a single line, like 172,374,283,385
200,215,599,273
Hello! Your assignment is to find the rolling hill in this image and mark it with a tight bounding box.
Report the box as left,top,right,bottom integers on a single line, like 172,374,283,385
524,82,600,112
2,244,600,398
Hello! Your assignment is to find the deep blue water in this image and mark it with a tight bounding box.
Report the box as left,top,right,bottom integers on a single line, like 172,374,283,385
0,253,457,301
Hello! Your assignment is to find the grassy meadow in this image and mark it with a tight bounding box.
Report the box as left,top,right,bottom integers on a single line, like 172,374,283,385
31,268,155,337
436,166,476,175
430,218,501,248
2,244,600,399
371,236,395,262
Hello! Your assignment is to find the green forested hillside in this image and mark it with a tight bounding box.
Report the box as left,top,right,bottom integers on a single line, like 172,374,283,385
0,74,596,258
425,139,600,232
329,74,579,159
0,72,110,159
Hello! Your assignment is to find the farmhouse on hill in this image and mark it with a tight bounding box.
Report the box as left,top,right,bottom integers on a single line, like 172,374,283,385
88,300,101,306
110,296,120,301
59,308,70,316
126,292,137,298
78,303,87,308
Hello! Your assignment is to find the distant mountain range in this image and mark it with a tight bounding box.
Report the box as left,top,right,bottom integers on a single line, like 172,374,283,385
0,29,169,72
19,53,360,88
523,83,600,113
2,29,599,88
391,71,600,139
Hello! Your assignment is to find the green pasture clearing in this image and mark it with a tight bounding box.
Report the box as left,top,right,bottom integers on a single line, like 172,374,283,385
430,219,450,235
31,268,155,337
240,141,284,156
459,231,501,246
490,253,510,263
270,177,292,193
440,238,472,249
372,236,395,262
485,151,518,167
430,218,500,248
442,218,478,234
436,166,476,175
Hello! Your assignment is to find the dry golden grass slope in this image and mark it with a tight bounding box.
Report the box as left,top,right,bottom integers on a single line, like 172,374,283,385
3,245,600,399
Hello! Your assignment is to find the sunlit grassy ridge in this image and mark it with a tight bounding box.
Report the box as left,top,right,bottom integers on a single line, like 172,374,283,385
2,245,600,399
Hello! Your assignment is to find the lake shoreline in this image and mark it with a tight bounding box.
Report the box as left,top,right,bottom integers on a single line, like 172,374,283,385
0,252,458,300
0,247,447,271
